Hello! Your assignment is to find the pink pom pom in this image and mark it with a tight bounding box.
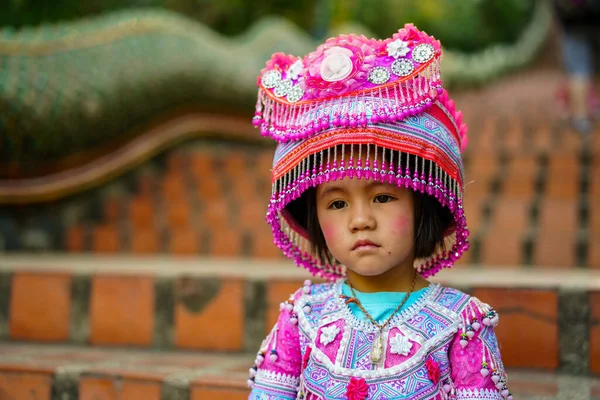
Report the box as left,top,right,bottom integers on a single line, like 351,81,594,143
448,99,455,111
455,110,463,125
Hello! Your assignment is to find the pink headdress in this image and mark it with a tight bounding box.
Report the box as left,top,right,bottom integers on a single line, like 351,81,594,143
253,24,469,281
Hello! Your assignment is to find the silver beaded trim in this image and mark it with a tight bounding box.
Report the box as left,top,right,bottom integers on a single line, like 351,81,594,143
287,85,305,103
391,58,415,77
262,70,282,89
273,80,293,98
367,66,391,84
411,43,435,64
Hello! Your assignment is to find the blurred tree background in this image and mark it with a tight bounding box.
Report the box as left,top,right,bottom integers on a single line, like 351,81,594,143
2,0,536,53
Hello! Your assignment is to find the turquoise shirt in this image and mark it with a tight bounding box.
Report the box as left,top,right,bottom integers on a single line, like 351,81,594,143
341,282,428,324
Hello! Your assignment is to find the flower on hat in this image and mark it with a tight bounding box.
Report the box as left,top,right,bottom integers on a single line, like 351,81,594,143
392,24,441,50
394,23,423,42
302,34,377,99
426,357,441,384
286,59,304,81
386,39,410,59
260,53,301,77
319,46,353,82
346,377,369,400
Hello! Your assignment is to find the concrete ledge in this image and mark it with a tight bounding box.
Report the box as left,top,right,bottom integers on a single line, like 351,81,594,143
1,254,599,289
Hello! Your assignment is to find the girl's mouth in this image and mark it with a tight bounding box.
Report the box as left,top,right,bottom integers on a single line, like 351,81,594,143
352,239,379,251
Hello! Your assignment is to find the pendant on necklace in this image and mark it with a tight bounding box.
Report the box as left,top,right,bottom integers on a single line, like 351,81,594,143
370,331,384,364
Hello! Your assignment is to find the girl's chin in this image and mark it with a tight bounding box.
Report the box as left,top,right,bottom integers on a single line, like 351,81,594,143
345,263,395,277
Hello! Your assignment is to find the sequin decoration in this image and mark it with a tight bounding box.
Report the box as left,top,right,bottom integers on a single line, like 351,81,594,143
274,80,293,98
262,70,282,89
411,44,435,64
391,59,415,77
287,85,305,103
367,67,390,84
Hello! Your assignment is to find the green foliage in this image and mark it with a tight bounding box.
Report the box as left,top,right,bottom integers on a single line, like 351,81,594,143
2,0,536,52
339,0,536,52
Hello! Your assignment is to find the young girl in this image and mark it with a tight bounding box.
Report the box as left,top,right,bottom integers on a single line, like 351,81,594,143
247,24,511,400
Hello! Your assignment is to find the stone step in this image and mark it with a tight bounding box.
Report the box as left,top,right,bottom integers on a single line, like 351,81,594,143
0,343,599,400
0,255,599,375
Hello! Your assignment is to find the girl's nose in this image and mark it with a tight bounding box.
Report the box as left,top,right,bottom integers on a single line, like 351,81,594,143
349,203,376,232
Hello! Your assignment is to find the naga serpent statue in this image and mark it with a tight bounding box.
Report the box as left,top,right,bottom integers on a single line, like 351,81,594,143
0,3,551,204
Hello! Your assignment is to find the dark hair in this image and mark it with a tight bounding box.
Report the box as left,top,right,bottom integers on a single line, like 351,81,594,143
285,151,454,266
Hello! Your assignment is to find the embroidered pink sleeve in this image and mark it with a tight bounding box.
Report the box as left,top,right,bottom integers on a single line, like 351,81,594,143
248,288,303,399
448,297,512,400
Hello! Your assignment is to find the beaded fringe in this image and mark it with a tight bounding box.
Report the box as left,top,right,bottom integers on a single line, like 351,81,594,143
265,143,469,281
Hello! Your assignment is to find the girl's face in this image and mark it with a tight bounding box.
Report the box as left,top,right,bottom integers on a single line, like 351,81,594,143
316,174,416,282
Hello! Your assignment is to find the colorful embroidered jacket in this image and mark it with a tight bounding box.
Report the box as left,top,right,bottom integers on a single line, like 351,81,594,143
248,281,511,400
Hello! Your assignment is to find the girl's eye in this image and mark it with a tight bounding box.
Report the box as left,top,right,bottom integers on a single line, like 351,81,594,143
329,200,347,210
374,195,394,203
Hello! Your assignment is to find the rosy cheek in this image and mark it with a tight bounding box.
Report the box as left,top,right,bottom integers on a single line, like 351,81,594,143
321,223,337,241
392,216,411,233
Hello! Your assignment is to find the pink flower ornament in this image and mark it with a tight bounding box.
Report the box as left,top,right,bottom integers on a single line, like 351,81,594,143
301,35,377,99
263,52,299,74
346,377,369,400
426,358,441,385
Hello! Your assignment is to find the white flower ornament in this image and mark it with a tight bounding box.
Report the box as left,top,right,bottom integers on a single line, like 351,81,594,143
387,39,410,59
319,46,353,82
389,333,413,356
319,325,340,346
286,60,303,81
